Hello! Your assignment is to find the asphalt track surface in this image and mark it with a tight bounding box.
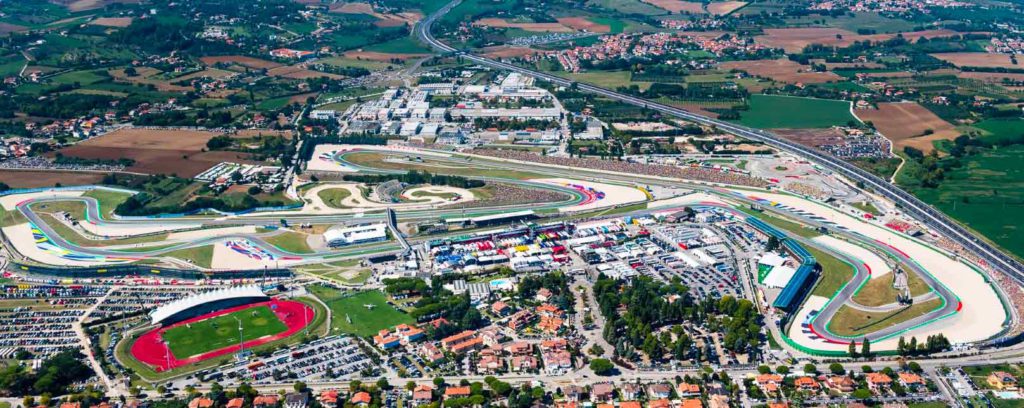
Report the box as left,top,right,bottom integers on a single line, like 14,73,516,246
9,148,974,345
414,0,1024,284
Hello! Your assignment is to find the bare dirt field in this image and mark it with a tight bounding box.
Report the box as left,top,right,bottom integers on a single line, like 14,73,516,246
343,51,429,61
719,59,841,84
707,1,748,15
473,18,574,32
0,170,106,188
329,2,421,27
816,60,885,70
0,23,28,35
957,71,1024,82
53,128,256,177
89,17,133,27
55,0,139,12
640,0,705,13
556,17,610,33
230,129,294,139
931,52,1020,69
200,55,283,70
854,102,959,152
757,28,959,53
773,128,847,148
266,65,343,80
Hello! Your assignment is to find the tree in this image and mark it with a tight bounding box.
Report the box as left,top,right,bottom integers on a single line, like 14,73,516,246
757,365,772,374
776,365,790,375
848,341,858,359
861,338,871,358
376,377,390,390
829,363,845,375
247,185,262,195
803,363,817,374
898,336,907,356
293,381,306,392
907,361,922,373
590,359,615,376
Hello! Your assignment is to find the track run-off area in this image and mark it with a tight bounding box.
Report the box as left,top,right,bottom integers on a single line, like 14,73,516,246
0,143,1009,354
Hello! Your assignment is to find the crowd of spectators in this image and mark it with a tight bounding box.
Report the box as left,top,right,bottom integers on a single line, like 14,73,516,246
452,182,571,209
783,182,829,200
474,149,768,188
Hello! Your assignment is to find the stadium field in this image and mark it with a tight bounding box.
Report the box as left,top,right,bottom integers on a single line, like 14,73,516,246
162,305,288,359
129,299,315,372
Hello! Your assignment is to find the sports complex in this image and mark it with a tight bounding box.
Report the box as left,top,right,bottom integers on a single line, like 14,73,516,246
127,286,316,372
0,142,1014,361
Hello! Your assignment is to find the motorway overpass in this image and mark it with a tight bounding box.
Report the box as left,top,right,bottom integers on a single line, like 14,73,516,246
414,1,1024,285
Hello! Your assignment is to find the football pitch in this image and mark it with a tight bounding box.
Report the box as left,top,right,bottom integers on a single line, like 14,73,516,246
162,305,289,359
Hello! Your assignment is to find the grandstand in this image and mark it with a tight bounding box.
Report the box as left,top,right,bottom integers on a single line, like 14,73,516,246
149,285,269,325
746,217,818,312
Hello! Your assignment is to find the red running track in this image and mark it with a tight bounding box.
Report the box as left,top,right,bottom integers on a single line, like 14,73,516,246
129,299,314,372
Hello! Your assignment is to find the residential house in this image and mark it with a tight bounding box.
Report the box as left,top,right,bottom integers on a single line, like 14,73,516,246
677,382,701,397
649,399,672,408
898,372,927,391
619,383,642,400
253,396,278,408
319,390,339,408
591,383,615,403
350,392,371,406
825,375,856,393
492,301,511,316
681,399,704,408
866,372,893,392
756,374,784,396
188,399,213,408
563,385,584,402
646,383,673,400
444,386,471,400
412,385,434,405
794,376,819,392
225,400,244,408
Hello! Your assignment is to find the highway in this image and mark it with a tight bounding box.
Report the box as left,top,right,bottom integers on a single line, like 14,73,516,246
414,0,1024,286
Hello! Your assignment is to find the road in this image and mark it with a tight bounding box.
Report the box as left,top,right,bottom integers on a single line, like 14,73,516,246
414,0,1024,290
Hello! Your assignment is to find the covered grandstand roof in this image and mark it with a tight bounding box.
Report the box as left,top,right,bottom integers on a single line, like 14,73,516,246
745,217,818,311
149,285,268,325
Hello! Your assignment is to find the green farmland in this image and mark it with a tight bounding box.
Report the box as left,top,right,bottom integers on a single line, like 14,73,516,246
733,95,858,129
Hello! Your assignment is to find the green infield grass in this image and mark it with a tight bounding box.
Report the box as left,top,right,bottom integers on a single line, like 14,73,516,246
161,305,288,359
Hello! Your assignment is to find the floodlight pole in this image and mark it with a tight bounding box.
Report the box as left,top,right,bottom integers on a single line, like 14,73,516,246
232,316,244,354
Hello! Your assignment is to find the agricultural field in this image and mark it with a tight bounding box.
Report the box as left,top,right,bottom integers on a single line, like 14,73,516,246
732,95,857,129
308,286,415,337
931,52,1021,69
52,128,258,178
854,102,960,153
909,145,1024,261
719,59,842,84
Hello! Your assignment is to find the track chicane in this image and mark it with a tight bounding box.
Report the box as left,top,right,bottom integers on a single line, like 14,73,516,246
129,299,314,372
